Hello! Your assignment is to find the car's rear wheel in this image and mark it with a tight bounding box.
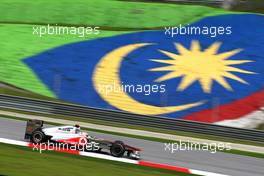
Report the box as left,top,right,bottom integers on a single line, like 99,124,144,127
31,130,46,143
110,141,125,157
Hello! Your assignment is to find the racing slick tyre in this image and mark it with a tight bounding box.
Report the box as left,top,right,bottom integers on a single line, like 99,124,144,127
31,130,46,144
110,141,125,157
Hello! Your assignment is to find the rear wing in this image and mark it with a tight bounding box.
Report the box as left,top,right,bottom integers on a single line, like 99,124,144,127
24,119,44,140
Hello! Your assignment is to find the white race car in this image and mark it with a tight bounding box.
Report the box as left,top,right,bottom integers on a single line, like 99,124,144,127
24,119,141,159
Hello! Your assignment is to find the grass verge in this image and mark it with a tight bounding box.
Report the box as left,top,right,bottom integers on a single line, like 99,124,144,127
0,143,195,176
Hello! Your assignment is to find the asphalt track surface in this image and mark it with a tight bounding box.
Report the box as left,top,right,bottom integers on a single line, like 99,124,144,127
0,117,263,176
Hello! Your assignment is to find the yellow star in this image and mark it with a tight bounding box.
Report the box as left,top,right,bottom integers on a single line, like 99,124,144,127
149,40,256,93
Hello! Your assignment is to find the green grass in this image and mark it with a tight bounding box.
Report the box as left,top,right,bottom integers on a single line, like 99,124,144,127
0,83,63,101
229,149,264,159
0,0,228,29
0,143,195,176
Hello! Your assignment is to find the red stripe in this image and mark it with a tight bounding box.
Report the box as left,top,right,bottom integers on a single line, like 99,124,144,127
28,143,80,155
183,88,264,123
138,161,191,173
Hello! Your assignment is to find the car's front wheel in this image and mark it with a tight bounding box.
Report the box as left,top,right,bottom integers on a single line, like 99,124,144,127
110,141,125,157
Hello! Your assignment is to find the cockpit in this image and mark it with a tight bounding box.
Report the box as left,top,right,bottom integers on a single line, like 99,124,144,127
74,124,81,134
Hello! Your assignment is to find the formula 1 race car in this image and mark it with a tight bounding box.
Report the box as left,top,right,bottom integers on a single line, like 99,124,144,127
24,119,140,159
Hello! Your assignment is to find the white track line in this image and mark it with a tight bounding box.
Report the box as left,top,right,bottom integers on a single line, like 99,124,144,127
79,151,138,164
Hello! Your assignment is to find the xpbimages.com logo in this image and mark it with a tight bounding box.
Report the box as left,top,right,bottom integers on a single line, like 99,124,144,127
164,141,232,154
32,24,100,37
98,82,166,96
31,137,100,153
164,24,232,38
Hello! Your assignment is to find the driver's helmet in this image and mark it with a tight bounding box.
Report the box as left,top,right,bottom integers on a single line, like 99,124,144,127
74,124,81,134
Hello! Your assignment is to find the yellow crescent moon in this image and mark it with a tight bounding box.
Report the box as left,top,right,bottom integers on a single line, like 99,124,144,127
92,43,204,115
